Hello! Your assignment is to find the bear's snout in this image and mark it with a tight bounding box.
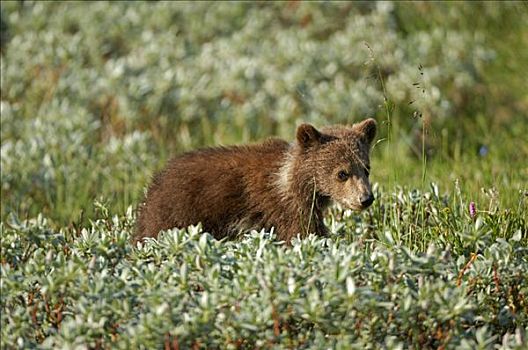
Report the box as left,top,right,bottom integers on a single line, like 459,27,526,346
360,193,375,208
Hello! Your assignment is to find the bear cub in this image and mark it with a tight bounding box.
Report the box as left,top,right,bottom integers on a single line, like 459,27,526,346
136,118,377,243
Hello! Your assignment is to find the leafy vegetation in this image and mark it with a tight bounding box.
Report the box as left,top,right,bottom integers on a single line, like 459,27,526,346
1,189,527,349
1,1,527,223
1,1,527,348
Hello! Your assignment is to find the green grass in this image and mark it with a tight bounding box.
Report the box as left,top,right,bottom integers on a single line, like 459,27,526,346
373,122,528,211
1,1,527,348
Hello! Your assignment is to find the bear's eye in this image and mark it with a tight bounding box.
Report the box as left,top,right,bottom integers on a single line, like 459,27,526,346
337,170,349,181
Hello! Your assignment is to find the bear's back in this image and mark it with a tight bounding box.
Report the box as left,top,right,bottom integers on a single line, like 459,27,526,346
136,138,290,240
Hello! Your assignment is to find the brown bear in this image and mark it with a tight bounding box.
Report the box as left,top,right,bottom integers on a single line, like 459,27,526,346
135,118,377,243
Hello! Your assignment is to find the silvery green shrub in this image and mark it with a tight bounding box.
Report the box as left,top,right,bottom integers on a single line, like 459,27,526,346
0,2,504,222
1,188,527,348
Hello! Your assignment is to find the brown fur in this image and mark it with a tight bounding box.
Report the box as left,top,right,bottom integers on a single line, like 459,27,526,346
135,118,377,243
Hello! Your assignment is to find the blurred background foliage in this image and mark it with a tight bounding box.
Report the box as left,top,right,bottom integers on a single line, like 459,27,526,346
1,1,527,226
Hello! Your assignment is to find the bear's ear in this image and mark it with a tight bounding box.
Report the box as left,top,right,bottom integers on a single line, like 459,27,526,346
353,118,377,146
296,123,322,149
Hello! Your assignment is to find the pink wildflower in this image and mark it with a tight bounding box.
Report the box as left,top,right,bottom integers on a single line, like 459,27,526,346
469,202,476,218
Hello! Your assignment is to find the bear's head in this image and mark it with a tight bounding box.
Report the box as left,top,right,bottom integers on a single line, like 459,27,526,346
295,118,377,211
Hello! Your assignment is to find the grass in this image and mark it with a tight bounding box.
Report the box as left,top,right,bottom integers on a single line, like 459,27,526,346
373,119,527,211
1,1,527,348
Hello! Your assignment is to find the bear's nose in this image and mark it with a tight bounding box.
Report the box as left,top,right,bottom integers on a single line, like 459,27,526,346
360,193,375,208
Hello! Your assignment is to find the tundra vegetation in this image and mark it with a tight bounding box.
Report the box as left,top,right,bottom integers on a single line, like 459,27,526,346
1,2,527,349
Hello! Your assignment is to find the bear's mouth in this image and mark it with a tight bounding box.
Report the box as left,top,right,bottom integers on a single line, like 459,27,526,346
340,200,365,211
341,199,373,211
353,204,368,211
